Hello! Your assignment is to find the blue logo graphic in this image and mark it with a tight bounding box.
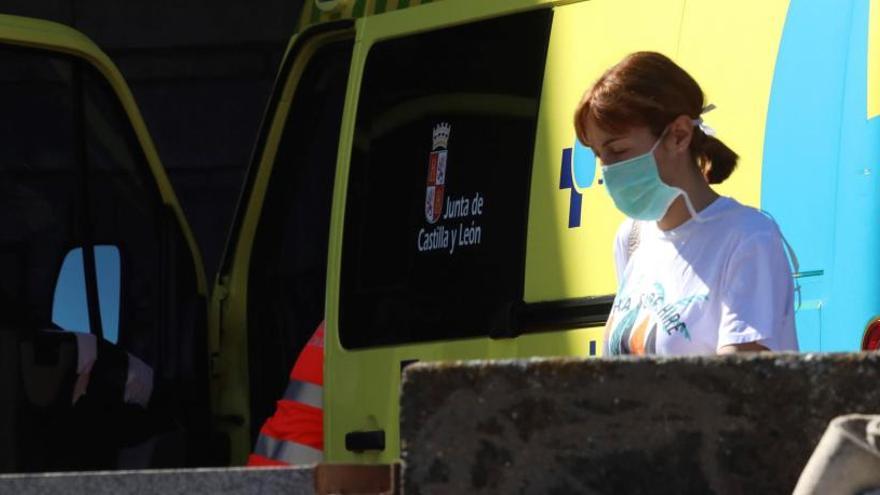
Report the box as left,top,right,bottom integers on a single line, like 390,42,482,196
761,0,879,351
560,140,598,228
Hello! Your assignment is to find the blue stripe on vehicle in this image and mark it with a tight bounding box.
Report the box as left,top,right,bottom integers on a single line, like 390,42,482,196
762,0,880,350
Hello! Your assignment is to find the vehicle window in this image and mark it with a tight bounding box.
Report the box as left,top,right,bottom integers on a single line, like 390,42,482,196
51,248,90,335
0,48,80,331
52,246,121,343
80,66,167,363
339,10,553,349
0,44,209,470
0,45,180,366
246,39,353,432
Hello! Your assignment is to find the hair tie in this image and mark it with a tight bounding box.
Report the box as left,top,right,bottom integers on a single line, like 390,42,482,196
693,103,717,137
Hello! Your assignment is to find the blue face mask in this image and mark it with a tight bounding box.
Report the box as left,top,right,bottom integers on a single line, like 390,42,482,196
601,133,701,222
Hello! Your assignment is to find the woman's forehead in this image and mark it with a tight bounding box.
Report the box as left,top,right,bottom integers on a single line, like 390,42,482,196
586,118,650,147
583,116,614,146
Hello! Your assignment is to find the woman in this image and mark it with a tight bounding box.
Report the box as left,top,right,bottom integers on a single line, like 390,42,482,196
574,51,798,356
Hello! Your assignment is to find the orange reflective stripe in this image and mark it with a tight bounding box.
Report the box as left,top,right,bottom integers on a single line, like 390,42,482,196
249,321,325,466
291,345,322,384
261,399,323,451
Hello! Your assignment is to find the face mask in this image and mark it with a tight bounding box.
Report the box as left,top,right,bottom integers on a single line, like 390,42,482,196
601,132,703,222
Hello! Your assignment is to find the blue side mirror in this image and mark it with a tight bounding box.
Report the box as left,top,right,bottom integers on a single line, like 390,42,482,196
52,245,121,343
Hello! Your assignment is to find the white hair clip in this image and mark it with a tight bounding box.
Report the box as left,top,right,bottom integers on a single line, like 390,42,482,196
694,103,717,137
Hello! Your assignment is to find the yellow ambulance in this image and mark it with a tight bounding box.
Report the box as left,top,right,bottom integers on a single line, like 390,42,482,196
211,0,880,465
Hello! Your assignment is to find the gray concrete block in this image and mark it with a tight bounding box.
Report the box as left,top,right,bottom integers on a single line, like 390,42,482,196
400,353,880,495
0,466,316,495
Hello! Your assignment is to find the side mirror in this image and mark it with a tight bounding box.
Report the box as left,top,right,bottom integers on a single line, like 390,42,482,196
52,246,121,343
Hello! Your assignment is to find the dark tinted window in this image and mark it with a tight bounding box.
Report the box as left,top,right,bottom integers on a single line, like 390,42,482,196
80,56,208,438
0,50,78,330
247,39,353,433
340,10,553,349
81,67,168,364
0,46,209,471
0,46,193,368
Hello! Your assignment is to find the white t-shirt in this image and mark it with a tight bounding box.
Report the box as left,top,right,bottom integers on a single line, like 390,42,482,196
605,196,799,356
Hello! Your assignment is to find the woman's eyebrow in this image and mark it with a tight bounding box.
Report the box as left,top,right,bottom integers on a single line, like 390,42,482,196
601,136,623,148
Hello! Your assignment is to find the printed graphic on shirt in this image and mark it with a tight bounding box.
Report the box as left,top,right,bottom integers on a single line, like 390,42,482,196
606,282,709,355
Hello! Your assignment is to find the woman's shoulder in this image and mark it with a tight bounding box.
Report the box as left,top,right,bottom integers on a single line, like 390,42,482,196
714,197,781,239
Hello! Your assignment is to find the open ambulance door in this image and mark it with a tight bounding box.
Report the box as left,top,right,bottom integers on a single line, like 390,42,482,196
209,20,355,464
0,15,212,472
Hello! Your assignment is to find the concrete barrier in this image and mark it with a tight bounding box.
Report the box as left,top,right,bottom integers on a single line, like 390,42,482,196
0,467,316,495
400,353,880,494
0,464,398,495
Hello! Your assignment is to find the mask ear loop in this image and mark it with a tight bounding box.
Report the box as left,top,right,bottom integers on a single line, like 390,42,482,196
678,191,706,223
760,209,802,310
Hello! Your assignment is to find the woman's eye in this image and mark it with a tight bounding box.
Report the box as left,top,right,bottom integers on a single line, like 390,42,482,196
603,151,624,163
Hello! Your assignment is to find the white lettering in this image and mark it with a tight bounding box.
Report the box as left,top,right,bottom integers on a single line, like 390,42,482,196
472,193,484,216
417,225,450,252
458,221,482,248
443,195,472,220
419,191,487,255
450,226,458,254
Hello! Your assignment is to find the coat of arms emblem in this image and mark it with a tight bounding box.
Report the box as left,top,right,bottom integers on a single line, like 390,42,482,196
425,122,450,224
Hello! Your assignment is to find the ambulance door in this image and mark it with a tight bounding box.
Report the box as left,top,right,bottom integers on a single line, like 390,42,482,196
0,16,210,471
325,3,558,464
210,21,355,463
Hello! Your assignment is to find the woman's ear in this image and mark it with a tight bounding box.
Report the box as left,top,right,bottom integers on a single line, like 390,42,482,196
667,114,694,152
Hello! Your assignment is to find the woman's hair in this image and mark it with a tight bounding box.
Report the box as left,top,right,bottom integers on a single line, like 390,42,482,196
574,51,738,184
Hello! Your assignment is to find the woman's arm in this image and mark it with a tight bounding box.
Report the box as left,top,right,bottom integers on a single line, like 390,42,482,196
717,341,770,354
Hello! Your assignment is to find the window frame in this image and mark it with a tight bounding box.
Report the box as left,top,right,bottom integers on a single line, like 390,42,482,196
244,36,355,439
216,20,356,280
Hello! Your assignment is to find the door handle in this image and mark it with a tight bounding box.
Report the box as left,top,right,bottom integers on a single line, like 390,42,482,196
345,430,385,452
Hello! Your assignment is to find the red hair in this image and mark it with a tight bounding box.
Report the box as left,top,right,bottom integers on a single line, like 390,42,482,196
574,52,738,184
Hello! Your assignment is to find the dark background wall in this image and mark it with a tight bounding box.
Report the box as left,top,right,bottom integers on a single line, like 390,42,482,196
0,0,305,280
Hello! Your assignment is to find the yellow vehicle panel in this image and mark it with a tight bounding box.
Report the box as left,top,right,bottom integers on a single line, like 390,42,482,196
526,0,788,303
